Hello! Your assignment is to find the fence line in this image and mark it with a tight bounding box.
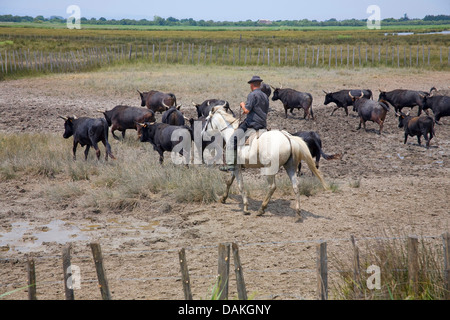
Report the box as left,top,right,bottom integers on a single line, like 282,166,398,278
0,233,443,263
1,232,449,300
1,43,449,77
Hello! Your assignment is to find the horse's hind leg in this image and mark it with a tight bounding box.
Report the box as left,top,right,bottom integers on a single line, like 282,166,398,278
285,158,302,220
257,175,276,216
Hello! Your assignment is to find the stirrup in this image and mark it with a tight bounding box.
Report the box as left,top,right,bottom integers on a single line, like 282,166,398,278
219,165,235,172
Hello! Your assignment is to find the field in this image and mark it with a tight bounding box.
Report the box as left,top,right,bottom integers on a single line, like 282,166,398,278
0,60,449,299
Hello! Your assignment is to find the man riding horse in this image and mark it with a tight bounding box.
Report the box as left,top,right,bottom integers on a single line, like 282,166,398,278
220,75,270,172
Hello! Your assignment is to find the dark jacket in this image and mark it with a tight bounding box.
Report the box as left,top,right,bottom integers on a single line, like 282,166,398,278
243,88,269,130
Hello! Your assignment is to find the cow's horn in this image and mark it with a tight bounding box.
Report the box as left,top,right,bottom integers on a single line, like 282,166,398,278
97,109,105,113
323,90,329,94
348,91,354,99
136,122,145,127
359,91,364,98
73,115,78,120
192,102,197,106
161,99,171,109
270,85,276,90
59,116,68,121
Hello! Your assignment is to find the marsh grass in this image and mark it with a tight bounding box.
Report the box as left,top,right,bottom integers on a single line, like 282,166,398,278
0,132,331,212
332,234,447,300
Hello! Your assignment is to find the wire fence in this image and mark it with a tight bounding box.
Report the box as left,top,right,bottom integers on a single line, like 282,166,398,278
1,42,449,77
1,232,449,300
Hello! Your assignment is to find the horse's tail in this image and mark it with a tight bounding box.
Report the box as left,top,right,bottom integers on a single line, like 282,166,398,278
287,134,329,190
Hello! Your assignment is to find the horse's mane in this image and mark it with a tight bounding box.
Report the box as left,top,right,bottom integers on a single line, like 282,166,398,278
212,106,239,129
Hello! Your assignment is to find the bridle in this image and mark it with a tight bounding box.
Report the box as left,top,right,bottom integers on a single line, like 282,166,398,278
202,110,239,135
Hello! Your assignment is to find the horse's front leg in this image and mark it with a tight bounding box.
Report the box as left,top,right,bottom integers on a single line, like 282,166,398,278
219,171,235,204
257,175,276,216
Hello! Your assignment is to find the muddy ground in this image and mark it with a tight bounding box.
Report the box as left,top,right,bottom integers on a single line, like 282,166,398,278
0,66,449,300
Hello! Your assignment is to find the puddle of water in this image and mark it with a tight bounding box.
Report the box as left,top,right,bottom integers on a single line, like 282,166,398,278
0,219,160,253
385,30,450,36
0,220,89,253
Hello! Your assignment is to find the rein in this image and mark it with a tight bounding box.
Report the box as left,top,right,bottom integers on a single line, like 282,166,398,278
202,111,239,135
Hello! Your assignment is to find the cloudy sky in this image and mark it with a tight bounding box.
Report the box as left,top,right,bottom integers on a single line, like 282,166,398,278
1,0,449,21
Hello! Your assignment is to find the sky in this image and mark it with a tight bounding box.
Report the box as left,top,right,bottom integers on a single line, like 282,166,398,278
1,0,449,22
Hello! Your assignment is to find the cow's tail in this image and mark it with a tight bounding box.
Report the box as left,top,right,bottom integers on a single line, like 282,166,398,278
287,134,328,190
102,119,116,160
321,150,343,161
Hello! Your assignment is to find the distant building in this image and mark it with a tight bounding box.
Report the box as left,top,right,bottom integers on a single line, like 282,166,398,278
258,19,272,25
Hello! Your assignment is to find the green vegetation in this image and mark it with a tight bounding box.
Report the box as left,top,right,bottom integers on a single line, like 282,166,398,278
1,13,449,28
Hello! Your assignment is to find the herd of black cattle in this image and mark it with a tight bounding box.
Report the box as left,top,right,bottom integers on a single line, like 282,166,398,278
58,85,450,170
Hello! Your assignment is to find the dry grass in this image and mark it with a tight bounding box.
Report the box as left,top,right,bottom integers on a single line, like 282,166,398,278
332,234,447,300
0,131,333,213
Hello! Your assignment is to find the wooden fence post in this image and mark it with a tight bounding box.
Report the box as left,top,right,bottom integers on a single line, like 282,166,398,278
90,242,112,300
62,244,75,300
26,256,37,300
350,235,361,298
217,243,230,300
316,241,328,300
179,248,193,300
232,243,247,300
443,232,450,300
407,236,419,297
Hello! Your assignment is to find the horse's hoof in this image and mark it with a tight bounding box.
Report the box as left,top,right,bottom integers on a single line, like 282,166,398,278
296,210,303,221
219,196,227,204
243,211,251,216
256,209,265,216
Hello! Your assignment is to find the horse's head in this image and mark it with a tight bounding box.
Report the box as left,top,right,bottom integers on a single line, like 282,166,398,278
201,101,238,137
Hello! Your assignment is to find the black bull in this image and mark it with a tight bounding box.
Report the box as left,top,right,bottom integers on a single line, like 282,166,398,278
98,105,156,140
137,90,177,113
423,95,450,124
59,116,115,161
291,131,342,174
138,122,193,164
378,89,431,116
271,87,314,119
323,89,373,116
397,112,435,149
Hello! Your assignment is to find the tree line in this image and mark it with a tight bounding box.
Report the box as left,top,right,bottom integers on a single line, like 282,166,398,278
0,14,449,27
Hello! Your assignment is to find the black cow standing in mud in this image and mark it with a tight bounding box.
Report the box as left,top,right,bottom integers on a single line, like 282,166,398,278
397,112,435,149
378,89,431,116
423,95,450,124
98,105,156,140
350,91,390,134
271,87,314,119
60,116,115,161
323,89,373,116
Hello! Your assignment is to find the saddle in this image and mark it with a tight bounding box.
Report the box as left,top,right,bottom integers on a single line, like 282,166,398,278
244,130,264,146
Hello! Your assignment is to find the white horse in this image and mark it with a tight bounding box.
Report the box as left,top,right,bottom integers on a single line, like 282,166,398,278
203,105,328,220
